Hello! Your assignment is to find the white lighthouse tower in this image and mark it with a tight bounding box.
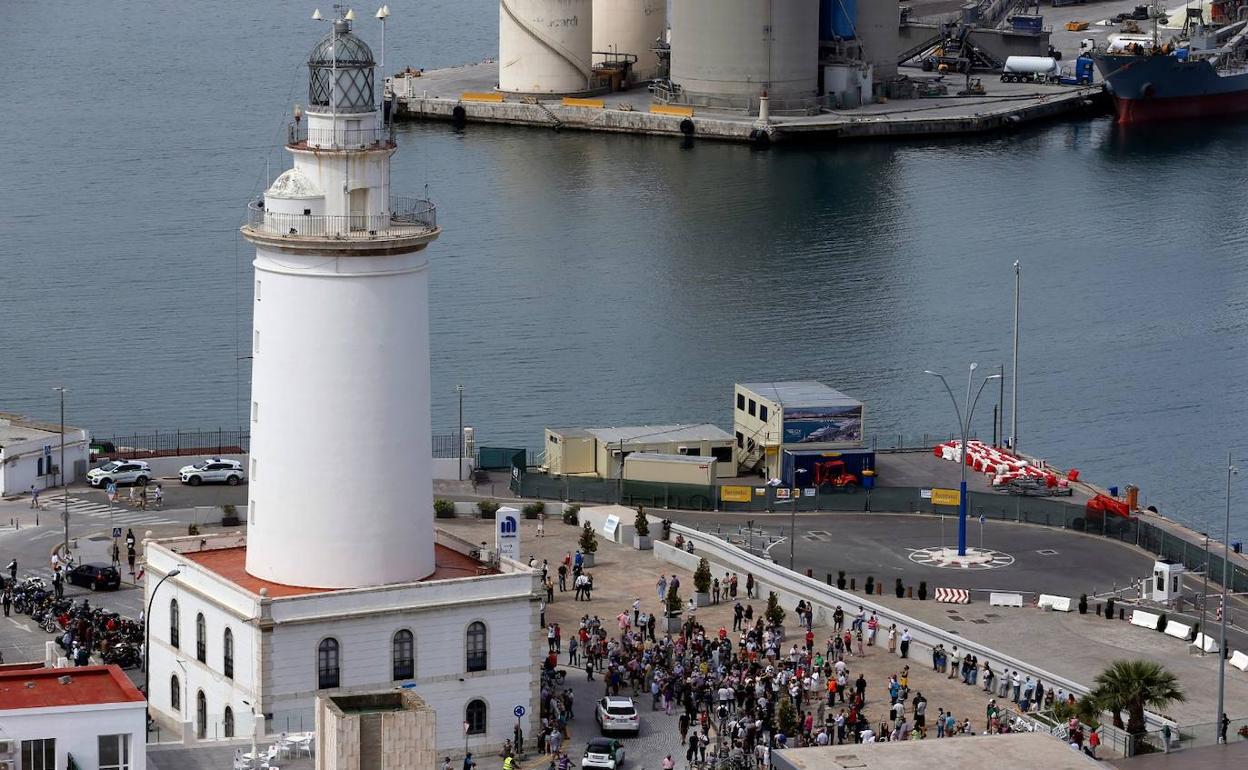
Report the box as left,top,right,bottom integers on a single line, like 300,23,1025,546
242,12,440,588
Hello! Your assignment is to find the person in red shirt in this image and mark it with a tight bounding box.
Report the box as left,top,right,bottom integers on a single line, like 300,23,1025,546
1088,727,1100,758
805,628,815,653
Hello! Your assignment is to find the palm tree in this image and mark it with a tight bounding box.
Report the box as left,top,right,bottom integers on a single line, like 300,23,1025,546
1090,660,1185,736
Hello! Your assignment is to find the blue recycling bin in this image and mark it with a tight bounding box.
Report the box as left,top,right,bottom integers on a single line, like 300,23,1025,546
1108,486,1119,497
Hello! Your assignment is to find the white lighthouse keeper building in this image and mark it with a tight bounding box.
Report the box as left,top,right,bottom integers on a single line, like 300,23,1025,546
144,11,540,754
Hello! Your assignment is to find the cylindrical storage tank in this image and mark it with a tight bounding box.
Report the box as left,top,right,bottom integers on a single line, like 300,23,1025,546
593,0,666,81
499,0,594,94
854,0,899,80
671,0,819,112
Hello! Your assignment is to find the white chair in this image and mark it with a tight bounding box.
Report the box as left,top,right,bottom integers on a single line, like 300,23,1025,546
294,735,314,758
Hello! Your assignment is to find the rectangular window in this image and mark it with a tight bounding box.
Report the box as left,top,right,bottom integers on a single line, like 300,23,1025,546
736,393,745,411
251,401,259,423
735,432,744,449
711,446,733,464
253,329,260,354
759,405,769,422
22,738,55,770
748,399,756,417
250,457,257,481
249,500,256,526
255,279,262,301
99,734,132,770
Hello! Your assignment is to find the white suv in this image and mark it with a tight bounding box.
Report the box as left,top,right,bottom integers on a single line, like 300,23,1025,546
594,696,639,735
179,458,246,486
86,460,153,488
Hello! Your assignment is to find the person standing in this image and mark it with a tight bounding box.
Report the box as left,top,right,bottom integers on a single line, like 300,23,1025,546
1087,726,1100,758
887,624,897,653
2,588,11,618
1218,713,1230,744
746,573,755,600
127,545,137,576
536,510,545,538
6,559,15,583
153,483,163,509
125,529,136,551
657,575,667,602
558,562,568,592
462,752,476,770
29,484,39,509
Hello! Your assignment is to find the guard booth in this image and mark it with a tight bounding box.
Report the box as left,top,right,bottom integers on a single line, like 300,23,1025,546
1152,560,1185,602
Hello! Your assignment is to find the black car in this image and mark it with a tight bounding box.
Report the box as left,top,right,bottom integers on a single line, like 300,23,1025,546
68,563,121,591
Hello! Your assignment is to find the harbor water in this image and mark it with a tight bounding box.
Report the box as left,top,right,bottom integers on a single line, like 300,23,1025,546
3,0,1246,539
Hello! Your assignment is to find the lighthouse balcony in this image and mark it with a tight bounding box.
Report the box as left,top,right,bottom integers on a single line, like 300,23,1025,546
287,121,395,151
245,195,436,240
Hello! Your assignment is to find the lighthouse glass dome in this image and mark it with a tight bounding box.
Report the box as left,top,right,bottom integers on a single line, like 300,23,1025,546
308,19,376,114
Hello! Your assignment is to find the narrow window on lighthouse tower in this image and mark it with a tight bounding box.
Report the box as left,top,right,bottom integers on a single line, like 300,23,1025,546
249,500,256,526
253,329,260,354
251,401,259,423
255,279,261,301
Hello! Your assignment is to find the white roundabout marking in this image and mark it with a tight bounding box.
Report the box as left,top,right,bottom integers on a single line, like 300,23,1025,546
908,546,1015,570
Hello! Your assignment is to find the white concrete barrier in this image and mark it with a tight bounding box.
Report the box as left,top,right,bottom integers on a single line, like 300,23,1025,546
1130,609,1160,629
1230,650,1248,672
1163,621,1193,641
989,592,1024,607
1037,594,1072,612
1190,633,1219,653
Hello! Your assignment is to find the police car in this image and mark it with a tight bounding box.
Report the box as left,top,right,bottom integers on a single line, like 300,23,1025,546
179,458,246,486
86,460,152,488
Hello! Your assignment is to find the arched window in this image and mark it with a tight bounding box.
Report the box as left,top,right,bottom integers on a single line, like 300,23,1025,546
196,613,207,663
196,691,207,739
317,638,340,689
466,621,487,672
170,674,181,712
392,629,414,680
465,699,487,735
223,628,234,679
170,599,180,649
223,706,235,738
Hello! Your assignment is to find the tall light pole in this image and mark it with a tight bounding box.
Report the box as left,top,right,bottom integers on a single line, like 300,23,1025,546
456,384,465,481
1010,260,1021,452
1200,532,1210,657
1216,452,1236,740
375,5,390,115
144,568,182,732
789,468,807,570
53,387,68,560
925,366,1001,556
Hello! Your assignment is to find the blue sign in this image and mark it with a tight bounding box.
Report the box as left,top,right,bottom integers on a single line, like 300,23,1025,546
499,515,517,535
513,705,526,718
979,515,986,524
112,527,123,538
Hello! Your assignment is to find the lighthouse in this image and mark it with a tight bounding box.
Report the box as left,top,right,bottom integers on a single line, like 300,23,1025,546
242,13,440,588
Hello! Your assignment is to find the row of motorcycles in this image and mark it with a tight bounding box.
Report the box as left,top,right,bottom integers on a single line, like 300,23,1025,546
7,576,144,669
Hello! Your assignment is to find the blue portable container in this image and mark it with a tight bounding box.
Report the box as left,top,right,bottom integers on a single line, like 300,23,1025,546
820,0,857,40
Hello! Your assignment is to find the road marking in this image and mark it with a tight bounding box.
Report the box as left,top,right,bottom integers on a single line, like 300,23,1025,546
29,530,59,541
6,617,34,632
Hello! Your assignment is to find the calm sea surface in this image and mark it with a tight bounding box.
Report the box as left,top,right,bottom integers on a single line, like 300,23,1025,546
4,1,1246,539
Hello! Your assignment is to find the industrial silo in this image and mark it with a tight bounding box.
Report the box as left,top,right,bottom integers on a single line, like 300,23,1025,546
592,0,667,82
670,0,820,113
499,0,594,94
853,0,899,81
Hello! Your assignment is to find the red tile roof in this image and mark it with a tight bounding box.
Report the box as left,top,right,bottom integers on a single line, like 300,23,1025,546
0,665,145,710
180,544,496,597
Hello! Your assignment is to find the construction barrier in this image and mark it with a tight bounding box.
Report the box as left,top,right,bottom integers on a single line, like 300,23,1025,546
1230,650,1248,672
561,97,604,109
1190,633,1219,653
461,92,504,103
650,104,694,117
1037,594,1072,612
1130,609,1161,629
1163,621,1193,641
989,592,1024,607
934,588,970,604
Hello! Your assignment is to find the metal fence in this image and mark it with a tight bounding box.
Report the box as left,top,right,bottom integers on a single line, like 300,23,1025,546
512,472,1248,594
98,430,464,460
244,197,436,238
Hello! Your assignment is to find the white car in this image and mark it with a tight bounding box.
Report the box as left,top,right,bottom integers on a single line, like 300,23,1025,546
86,460,152,488
594,696,639,735
581,738,625,770
179,458,246,486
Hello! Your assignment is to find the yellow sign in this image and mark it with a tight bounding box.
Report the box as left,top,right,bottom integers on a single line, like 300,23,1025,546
720,485,752,503
931,488,961,506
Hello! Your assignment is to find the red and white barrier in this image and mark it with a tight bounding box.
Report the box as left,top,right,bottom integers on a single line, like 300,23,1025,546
934,587,970,604
934,440,1070,489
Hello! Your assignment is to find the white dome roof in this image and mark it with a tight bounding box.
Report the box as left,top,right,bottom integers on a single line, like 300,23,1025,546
266,168,323,200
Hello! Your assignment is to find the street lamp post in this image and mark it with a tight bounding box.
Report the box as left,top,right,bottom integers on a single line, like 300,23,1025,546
789,469,807,570
1011,261,1021,451
1216,452,1236,740
925,366,1001,556
144,568,183,732
53,387,68,561
456,384,465,481
1200,533,1210,657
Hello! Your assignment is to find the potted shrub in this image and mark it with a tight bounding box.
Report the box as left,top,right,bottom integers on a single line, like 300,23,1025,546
477,500,500,520
661,519,672,541
221,504,240,527
865,576,875,596
1156,613,1168,633
895,577,905,599
1078,593,1088,615
837,570,847,590
579,522,598,567
918,581,928,601
522,501,545,520
693,557,712,607
434,498,455,519
1105,597,1116,619
633,507,653,550
765,591,786,638
188,523,200,536
563,504,581,525
665,582,683,634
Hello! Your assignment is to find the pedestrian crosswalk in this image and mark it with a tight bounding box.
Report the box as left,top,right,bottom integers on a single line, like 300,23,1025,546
55,496,178,527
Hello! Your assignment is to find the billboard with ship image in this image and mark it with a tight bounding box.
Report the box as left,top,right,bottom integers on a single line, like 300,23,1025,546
782,405,863,444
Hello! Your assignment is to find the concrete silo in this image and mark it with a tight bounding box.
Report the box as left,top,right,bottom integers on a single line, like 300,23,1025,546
499,0,594,94
853,0,899,81
592,0,667,82
670,0,820,113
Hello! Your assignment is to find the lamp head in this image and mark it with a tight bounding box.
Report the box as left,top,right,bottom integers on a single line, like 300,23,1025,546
970,362,978,372
168,569,182,577
985,374,1002,381
923,370,939,377
345,8,356,21
312,8,323,20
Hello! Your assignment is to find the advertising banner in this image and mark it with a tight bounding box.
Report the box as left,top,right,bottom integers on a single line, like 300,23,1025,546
930,488,961,506
782,405,863,444
720,486,753,503
496,507,520,561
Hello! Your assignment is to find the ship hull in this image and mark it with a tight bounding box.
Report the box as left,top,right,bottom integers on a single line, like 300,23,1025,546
1092,53,1248,124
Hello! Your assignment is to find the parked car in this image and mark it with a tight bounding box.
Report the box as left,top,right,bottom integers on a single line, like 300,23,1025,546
594,696,640,735
67,563,121,591
86,460,152,488
581,738,625,770
179,458,246,486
